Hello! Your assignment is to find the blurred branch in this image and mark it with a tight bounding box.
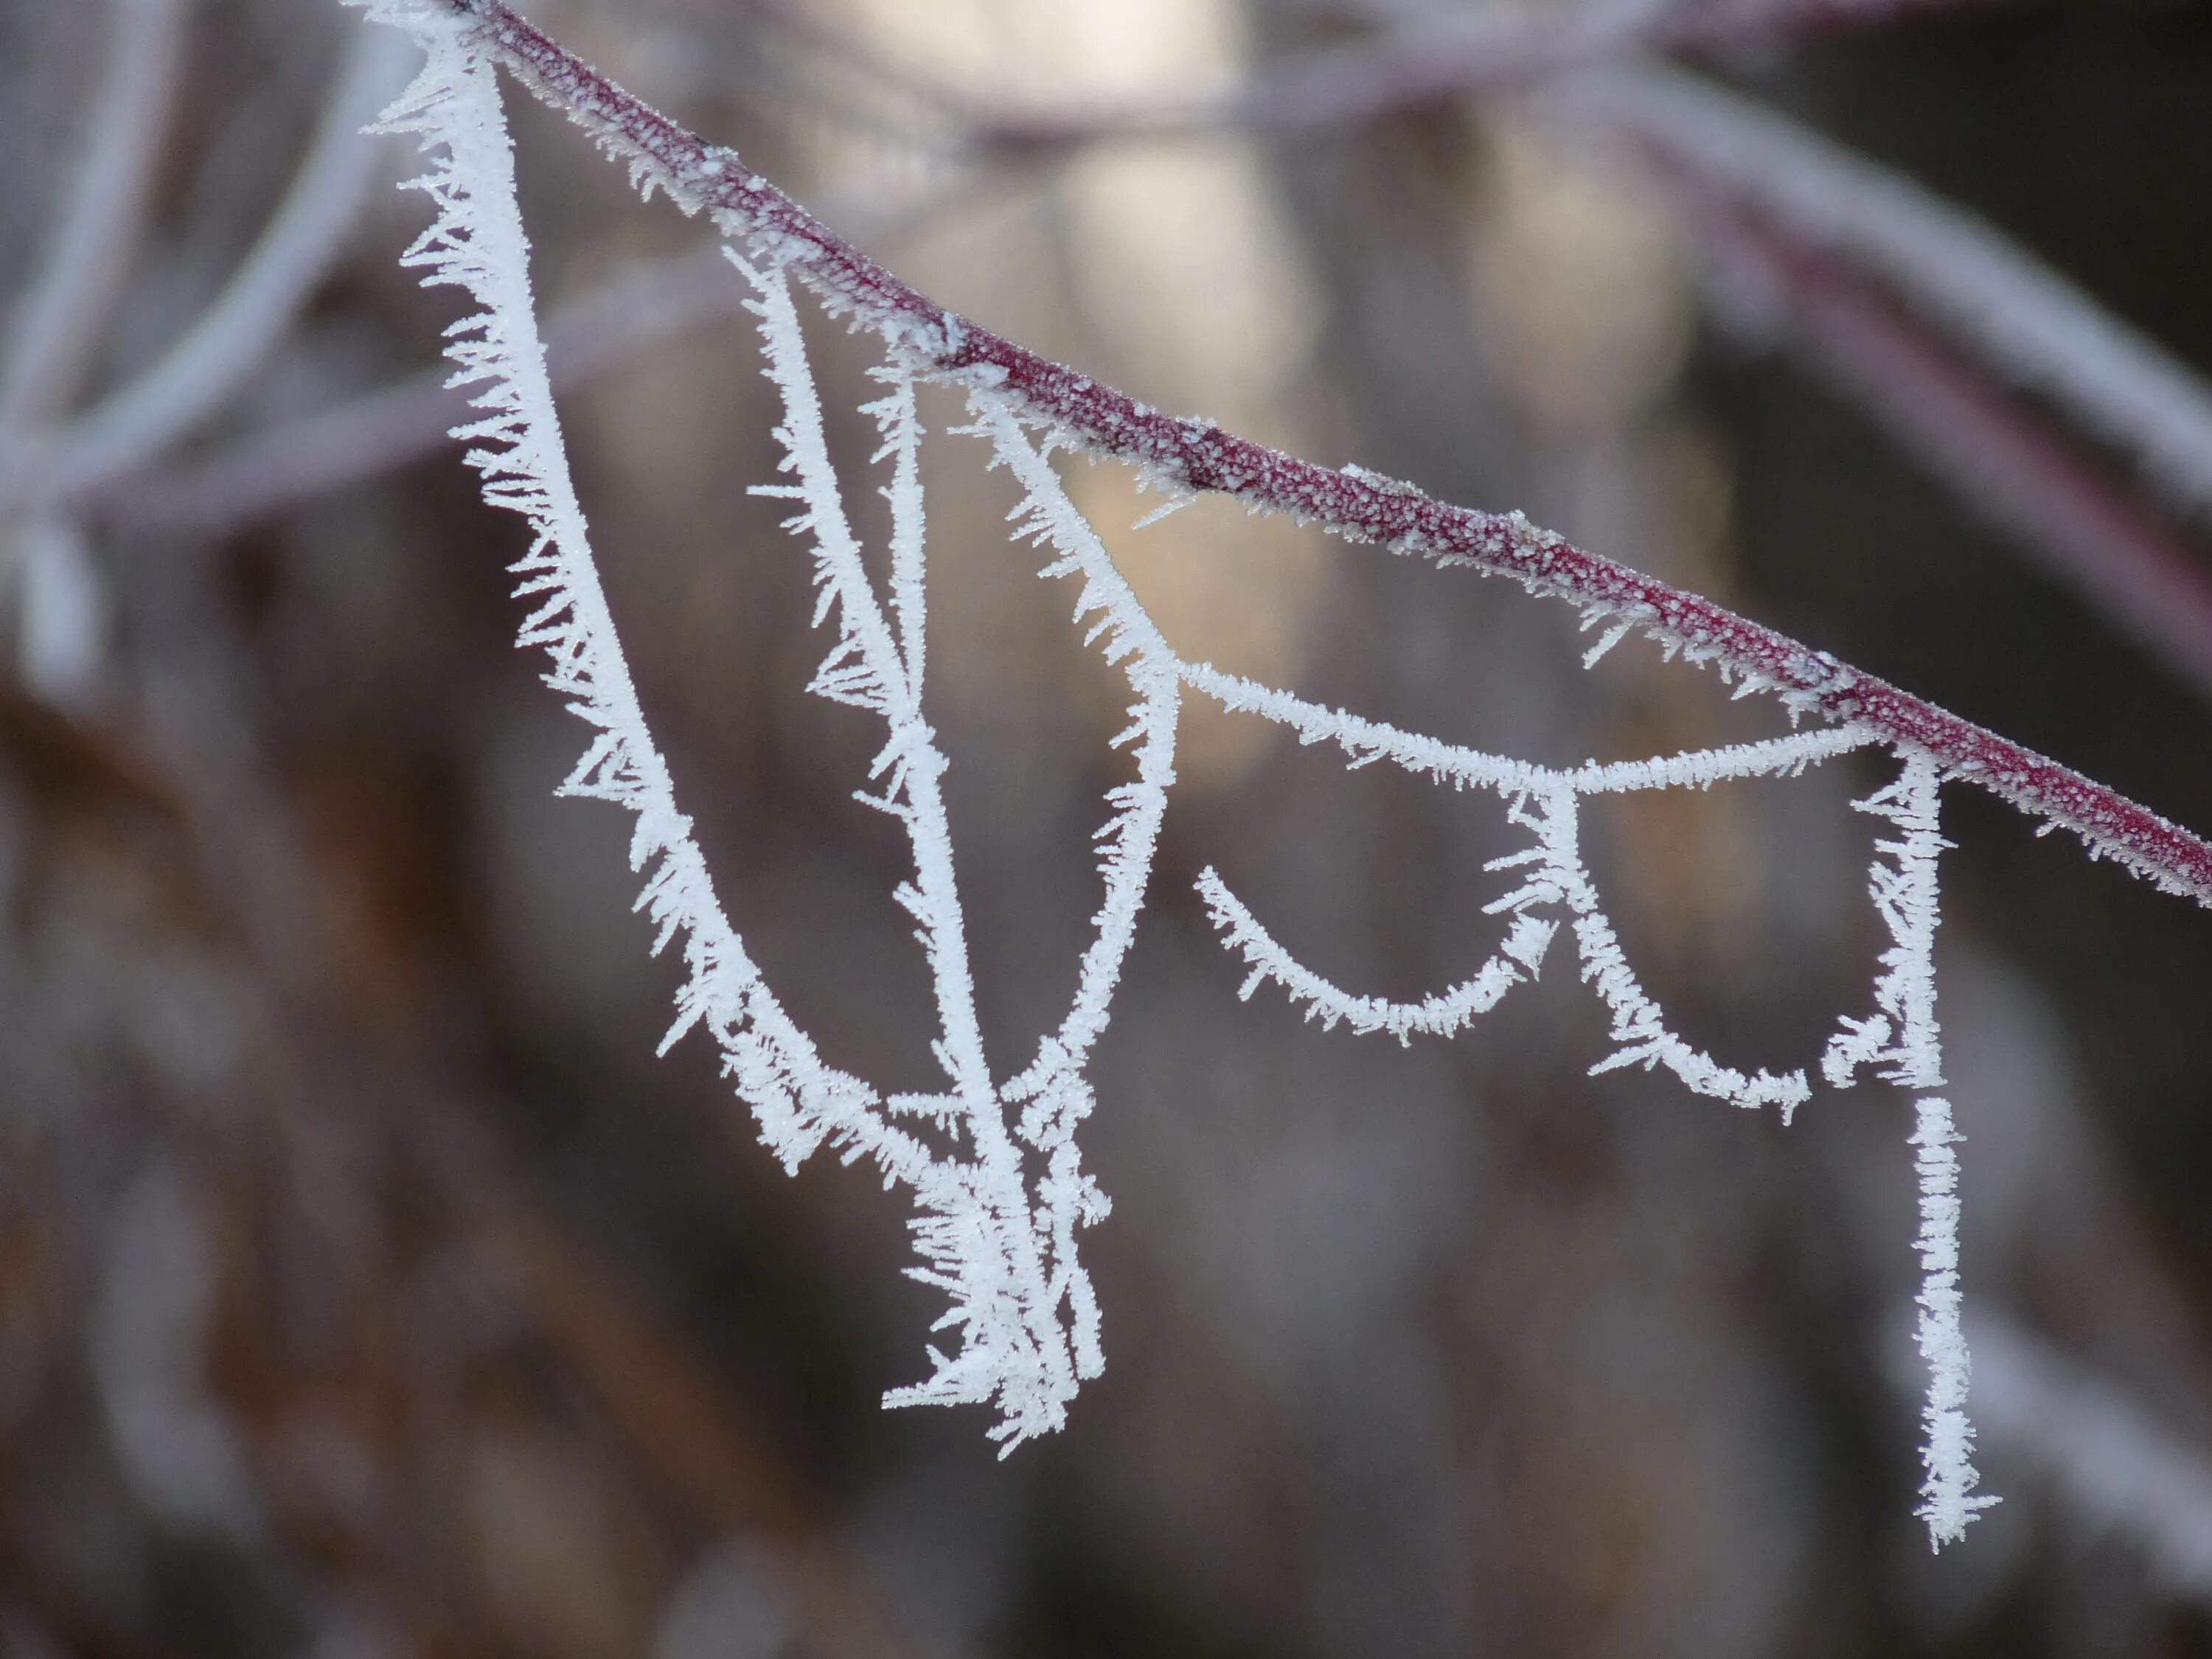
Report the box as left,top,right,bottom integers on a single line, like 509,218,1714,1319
0,0,190,455
818,0,2010,150
29,27,415,507
1974,1313,2212,1599
1665,168,2212,701
92,243,748,534
91,169,986,535
1570,63,2212,526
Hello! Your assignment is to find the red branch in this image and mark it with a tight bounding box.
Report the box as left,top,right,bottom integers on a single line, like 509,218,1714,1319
438,0,2212,905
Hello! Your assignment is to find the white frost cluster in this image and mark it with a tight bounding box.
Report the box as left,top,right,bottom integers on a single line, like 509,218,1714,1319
1186,664,1866,1119
364,3,1120,1447
361,6,1996,1543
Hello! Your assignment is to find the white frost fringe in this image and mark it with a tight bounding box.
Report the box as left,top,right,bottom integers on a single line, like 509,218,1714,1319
359,4,1997,1531
359,1,1115,1450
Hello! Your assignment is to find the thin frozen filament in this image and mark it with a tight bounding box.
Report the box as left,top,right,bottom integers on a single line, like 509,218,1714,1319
361,1,2004,1537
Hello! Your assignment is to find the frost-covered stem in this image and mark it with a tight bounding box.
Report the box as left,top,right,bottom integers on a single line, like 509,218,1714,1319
366,4,919,1194
1183,660,1848,1099
364,2,1110,1442
978,401,1182,1088
0,0,189,460
1568,63,2212,526
736,265,1099,1441
1668,173,2212,703
1197,866,1554,1043
1180,659,1877,796
1912,1094,1985,1545
34,27,415,504
397,0,2212,907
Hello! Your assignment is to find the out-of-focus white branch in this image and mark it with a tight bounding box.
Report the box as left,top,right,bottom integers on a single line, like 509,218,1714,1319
92,244,745,534
888,0,2005,148
1663,167,2212,702
88,168,977,535
33,26,416,504
1972,1313,2212,1599
1566,63,2212,524
0,0,190,451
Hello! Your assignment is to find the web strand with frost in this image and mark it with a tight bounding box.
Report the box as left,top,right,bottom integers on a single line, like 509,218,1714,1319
340,0,2212,1546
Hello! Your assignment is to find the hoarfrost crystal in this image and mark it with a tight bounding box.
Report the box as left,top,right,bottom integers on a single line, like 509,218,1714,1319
359,0,1997,1541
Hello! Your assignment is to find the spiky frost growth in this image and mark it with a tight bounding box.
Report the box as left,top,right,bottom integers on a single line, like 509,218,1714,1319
1825,751,1996,1545
359,1,2008,1533
1181,666,1855,1118
358,3,1114,1446
1198,867,1554,1044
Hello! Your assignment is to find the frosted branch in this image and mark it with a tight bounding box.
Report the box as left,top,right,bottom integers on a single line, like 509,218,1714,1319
738,254,1014,1206
1829,751,1995,1545
439,0,2212,907
1973,1315,2212,1599
360,1,883,1181
354,1,2212,1531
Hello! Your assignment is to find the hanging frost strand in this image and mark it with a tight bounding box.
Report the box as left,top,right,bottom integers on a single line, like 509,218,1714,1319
359,3,2060,1532
1826,751,1997,1545
355,0,1121,1450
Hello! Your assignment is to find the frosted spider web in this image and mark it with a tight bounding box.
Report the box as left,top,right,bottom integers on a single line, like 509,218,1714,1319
364,2,1995,1545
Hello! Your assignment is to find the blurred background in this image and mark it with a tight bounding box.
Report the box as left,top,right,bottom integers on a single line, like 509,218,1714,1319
2,0,2212,1653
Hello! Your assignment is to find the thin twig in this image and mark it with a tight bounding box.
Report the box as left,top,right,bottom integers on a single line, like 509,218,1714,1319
425,0,2212,904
